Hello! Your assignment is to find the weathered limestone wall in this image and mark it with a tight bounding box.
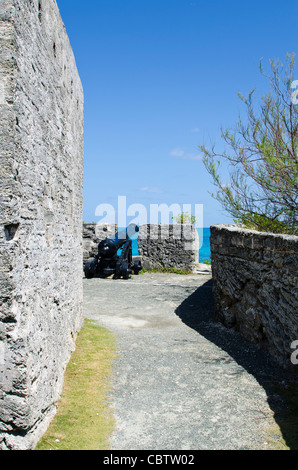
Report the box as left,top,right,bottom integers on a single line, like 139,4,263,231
82,224,200,273
83,223,117,266
210,225,298,369
0,0,84,449
138,224,200,272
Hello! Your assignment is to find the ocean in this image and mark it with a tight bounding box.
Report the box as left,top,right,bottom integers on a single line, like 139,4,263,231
132,227,211,263
197,227,211,263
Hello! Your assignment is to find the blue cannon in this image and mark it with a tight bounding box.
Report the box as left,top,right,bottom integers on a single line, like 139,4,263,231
84,224,142,279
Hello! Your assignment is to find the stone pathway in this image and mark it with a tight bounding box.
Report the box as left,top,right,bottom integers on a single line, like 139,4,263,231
83,272,287,450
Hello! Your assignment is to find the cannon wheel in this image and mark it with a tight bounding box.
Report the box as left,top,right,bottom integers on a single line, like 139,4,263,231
133,260,142,275
84,262,95,279
122,261,131,279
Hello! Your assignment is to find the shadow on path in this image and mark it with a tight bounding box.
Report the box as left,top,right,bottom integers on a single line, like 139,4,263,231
175,278,298,450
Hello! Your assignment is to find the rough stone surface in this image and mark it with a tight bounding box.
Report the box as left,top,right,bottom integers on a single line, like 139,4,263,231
0,0,84,450
138,224,199,272
210,225,298,370
83,223,117,267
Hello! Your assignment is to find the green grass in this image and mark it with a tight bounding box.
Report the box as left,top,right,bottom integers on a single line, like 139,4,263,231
35,319,117,451
140,267,192,275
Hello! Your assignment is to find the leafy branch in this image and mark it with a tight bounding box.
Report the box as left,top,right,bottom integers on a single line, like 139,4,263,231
199,53,298,235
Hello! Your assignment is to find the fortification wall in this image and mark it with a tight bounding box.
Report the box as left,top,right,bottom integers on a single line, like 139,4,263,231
0,0,84,449
210,225,298,369
82,224,200,273
138,224,199,272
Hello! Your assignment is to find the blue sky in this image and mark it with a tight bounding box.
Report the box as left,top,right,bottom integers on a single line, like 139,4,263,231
56,0,297,227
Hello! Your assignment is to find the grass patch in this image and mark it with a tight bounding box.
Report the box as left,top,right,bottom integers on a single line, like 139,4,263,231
35,319,117,451
140,267,192,275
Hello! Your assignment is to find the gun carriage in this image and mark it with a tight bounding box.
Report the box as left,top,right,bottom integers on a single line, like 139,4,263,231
84,224,142,280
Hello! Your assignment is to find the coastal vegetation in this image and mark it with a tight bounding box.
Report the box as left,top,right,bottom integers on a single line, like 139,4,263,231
140,267,192,275
172,212,198,225
200,53,298,235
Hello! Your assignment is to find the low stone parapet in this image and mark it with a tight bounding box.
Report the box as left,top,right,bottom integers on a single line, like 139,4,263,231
138,224,200,272
210,224,298,369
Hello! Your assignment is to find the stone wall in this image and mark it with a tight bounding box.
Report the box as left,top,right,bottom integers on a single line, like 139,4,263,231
82,224,201,273
210,225,298,369
0,0,84,449
138,224,200,272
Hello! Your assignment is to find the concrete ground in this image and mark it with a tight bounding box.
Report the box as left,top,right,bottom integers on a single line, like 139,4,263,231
83,272,289,450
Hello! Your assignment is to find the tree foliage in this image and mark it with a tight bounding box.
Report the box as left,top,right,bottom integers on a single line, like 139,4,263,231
172,212,197,225
199,54,298,235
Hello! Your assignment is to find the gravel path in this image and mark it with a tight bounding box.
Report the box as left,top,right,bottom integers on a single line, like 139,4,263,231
83,272,287,450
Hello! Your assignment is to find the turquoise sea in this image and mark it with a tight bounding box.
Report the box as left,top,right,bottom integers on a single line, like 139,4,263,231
132,227,211,263
197,228,211,263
